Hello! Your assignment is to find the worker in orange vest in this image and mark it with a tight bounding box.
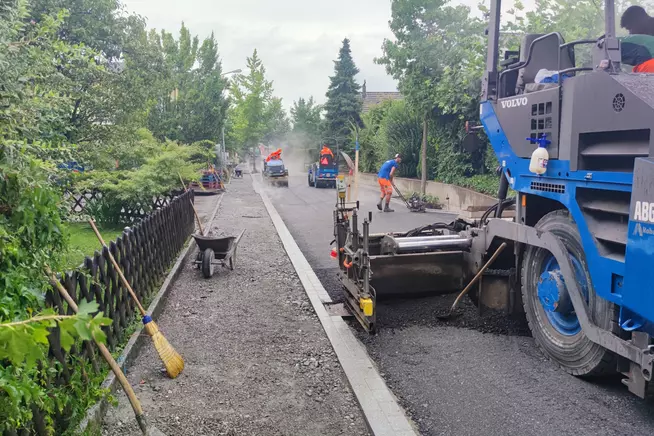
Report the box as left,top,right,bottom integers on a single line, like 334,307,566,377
320,146,334,166
377,154,402,212
266,148,282,162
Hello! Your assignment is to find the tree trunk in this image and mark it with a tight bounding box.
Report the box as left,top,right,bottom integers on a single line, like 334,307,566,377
421,117,428,194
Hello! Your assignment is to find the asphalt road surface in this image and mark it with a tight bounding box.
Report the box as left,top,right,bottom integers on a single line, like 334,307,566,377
266,174,654,436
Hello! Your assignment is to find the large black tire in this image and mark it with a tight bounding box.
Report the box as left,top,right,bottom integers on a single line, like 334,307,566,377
521,210,617,377
308,173,314,187
202,248,214,279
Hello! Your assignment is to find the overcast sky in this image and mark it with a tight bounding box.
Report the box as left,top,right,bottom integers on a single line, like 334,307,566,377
122,0,533,111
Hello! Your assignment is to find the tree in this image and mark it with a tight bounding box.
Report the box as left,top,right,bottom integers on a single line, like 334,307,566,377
290,96,322,151
263,97,291,146
377,0,485,193
357,100,422,176
291,97,322,137
147,23,201,142
29,0,159,149
228,49,274,152
184,32,229,143
323,38,363,153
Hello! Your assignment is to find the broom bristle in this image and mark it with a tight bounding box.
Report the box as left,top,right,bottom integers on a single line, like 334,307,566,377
143,318,184,379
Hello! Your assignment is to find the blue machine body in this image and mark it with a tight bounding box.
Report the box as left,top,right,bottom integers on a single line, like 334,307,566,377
311,162,337,180
309,156,338,186
480,101,654,334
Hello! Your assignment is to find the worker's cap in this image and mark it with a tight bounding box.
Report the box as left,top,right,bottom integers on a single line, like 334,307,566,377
394,153,402,159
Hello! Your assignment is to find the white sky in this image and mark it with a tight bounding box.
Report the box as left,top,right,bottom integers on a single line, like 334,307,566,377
122,0,535,110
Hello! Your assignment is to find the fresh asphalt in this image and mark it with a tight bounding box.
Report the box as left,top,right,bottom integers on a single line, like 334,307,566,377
266,174,654,436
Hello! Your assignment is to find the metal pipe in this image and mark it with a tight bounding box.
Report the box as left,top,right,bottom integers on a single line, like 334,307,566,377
605,0,615,39
483,0,502,101
352,209,359,251
393,235,464,243
395,238,472,253
363,218,370,293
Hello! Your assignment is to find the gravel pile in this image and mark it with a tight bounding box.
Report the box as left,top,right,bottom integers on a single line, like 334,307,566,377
102,177,369,436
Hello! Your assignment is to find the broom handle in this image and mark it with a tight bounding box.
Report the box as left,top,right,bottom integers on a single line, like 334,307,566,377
47,272,145,419
89,220,147,316
179,173,204,235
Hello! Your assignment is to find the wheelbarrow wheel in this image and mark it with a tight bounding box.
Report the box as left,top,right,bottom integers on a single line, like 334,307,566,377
195,251,202,269
202,248,215,278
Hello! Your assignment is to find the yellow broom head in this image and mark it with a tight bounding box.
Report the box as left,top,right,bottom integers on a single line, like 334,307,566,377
142,316,184,379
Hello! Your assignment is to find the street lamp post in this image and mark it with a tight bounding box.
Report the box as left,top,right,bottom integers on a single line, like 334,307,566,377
354,131,360,202
216,68,242,173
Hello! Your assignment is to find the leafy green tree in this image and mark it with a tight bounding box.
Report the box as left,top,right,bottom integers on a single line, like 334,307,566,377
323,38,363,152
263,97,291,146
291,97,322,143
500,0,654,47
147,23,200,141
377,0,485,193
357,99,422,176
228,49,274,152
29,0,156,150
0,2,116,429
184,32,229,143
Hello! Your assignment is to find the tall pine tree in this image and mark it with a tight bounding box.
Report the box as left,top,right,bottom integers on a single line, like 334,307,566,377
323,38,362,153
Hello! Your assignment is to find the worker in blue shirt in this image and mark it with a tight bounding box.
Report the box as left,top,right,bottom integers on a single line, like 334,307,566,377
377,154,402,212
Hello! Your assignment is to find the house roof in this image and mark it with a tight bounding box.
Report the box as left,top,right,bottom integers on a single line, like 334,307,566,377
361,91,403,113
360,80,403,113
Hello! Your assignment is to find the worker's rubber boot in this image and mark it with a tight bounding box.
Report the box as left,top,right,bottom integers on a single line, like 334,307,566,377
377,199,383,211
384,204,395,212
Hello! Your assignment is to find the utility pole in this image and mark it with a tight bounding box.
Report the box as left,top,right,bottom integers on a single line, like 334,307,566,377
222,126,226,169
421,117,428,194
354,130,360,202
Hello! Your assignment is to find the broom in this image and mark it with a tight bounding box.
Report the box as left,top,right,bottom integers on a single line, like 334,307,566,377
88,219,184,379
46,269,163,436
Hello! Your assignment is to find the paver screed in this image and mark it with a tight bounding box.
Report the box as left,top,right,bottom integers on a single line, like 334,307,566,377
102,176,370,435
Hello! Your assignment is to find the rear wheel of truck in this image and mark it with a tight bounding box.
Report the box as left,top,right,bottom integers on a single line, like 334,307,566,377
308,173,314,186
521,210,617,377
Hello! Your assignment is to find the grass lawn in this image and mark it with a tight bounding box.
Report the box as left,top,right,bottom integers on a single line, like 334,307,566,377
63,222,125,269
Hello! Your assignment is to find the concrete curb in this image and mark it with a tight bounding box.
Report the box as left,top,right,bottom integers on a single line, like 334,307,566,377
253,175,419,436
78,193,224,434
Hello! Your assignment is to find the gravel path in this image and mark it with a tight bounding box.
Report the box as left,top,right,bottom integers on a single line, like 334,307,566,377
102,176,369,436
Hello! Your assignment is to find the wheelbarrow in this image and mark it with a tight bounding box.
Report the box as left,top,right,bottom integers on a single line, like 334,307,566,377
192,230,246,278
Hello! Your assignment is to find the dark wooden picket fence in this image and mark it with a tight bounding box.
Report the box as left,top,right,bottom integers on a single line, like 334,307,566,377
64,189,184,222
3,190,196,436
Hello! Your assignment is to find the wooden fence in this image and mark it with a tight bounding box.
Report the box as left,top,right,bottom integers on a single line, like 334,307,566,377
3,190,196,435
63,190,184,222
